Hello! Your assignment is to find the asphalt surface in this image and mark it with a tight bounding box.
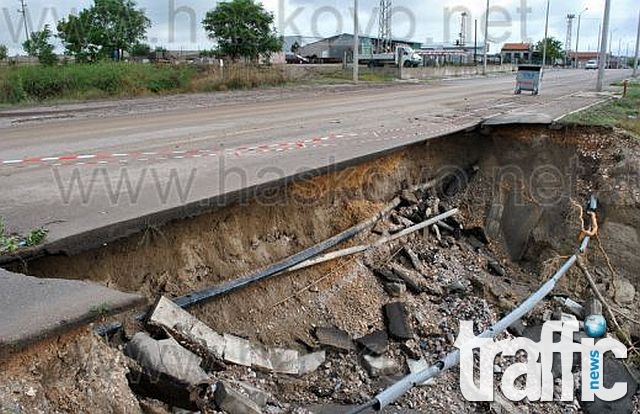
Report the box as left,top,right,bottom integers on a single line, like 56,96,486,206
0,69,632,259
0,267,143,350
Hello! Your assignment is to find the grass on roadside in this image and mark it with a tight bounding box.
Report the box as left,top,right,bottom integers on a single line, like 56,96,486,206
562,80,640,136
0,217,49,254
0,62,292,104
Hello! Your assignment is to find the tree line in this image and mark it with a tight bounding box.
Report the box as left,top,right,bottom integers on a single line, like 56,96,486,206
0,0,282,65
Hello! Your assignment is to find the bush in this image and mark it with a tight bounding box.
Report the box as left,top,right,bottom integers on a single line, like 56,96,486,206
0,62,198,104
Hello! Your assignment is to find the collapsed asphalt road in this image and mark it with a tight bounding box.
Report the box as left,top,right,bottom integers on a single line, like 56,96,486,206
0,69,632,258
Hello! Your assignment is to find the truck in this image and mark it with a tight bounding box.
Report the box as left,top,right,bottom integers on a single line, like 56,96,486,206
359,45,422,68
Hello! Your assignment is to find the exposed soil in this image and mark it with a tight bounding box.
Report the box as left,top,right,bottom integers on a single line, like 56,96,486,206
2,124,639,413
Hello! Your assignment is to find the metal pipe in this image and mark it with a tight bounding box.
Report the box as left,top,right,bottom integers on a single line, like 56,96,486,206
351,196,597,413
173,198,400,308
353,0,359,83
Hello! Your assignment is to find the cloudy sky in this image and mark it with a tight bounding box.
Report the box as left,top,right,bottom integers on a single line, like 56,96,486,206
1,0,638,56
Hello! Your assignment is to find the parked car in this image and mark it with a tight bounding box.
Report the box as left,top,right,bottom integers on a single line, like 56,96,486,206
285,53,309,64
585,60,598,70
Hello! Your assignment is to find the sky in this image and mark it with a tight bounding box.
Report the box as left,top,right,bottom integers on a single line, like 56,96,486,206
0,0,638,56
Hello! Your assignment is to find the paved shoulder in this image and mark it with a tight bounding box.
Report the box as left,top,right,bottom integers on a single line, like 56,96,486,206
0,268,143,350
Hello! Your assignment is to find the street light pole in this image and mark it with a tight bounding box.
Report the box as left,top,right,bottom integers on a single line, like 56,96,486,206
575,8,588,68
597,0,611,92
634,8,640,77
541,0,550,69
483,0,489,75
353,0,359,83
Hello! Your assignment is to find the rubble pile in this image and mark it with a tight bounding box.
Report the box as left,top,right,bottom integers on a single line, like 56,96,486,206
115,183,639,413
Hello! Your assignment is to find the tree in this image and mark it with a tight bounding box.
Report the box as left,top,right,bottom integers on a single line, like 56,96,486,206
0,45,7,61
57,0,150,62
290,41,300,54
202,0,283,61
535,37,564,64
130,42,151,58
23,25,57,65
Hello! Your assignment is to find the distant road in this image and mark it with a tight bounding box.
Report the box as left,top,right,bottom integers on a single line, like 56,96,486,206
0,69,632,258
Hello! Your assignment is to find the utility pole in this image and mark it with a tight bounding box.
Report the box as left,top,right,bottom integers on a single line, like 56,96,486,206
597,0,611,92
566,14,575,67
353,0,359,83
474,19,478,65
541,0,550,69
575,8,588,68
634,8,640,77
378,0,392,53
483,0,489,75
18,0,29,43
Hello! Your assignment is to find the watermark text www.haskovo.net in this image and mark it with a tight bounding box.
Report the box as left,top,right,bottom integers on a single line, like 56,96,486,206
454,317,628,403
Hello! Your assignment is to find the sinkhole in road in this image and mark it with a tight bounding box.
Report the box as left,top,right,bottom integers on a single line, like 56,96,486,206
3,124,640,413
9,124,640,349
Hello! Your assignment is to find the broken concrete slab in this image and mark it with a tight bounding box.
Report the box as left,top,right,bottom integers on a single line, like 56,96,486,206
315,327,355,352
298,351,326,376
125,332,209,386
362,355,400,378
384,302,414,341
223,334,252,367
0,267,143,350
214,381,262,414
250,343,299,375
148,296,226,360
357,331,389,356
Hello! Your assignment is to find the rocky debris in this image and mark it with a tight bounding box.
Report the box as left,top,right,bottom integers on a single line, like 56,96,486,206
125,332,210,387
384,281,407,298
400,339,423,360
613,277,636,305
356,330,389,356
388,263,427,294
213,381,262,414
314,327,355,352
403,247,424,272
298,351,327,375
488,259,506,277
400,189,420,205
361,355,400,378
447,280,467,294
384,302,414,341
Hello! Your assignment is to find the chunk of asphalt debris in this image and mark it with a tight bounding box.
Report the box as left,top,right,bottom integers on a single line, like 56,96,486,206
384,281,407,298
400,189,420,205
388,263,425,294
213,381,262,414
125,332,209,386
315,327,355,352
403,247,424,272
227,381,271,408
384,302,414,341
362,355,400,378
356,330,389,356
488,259,506,277
447,280,467,294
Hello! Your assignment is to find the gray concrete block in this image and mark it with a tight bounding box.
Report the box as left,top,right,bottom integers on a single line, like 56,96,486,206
223,334,252,367
214,382,261,414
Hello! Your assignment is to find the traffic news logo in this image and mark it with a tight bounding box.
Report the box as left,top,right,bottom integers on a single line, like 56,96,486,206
454,318,628,403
